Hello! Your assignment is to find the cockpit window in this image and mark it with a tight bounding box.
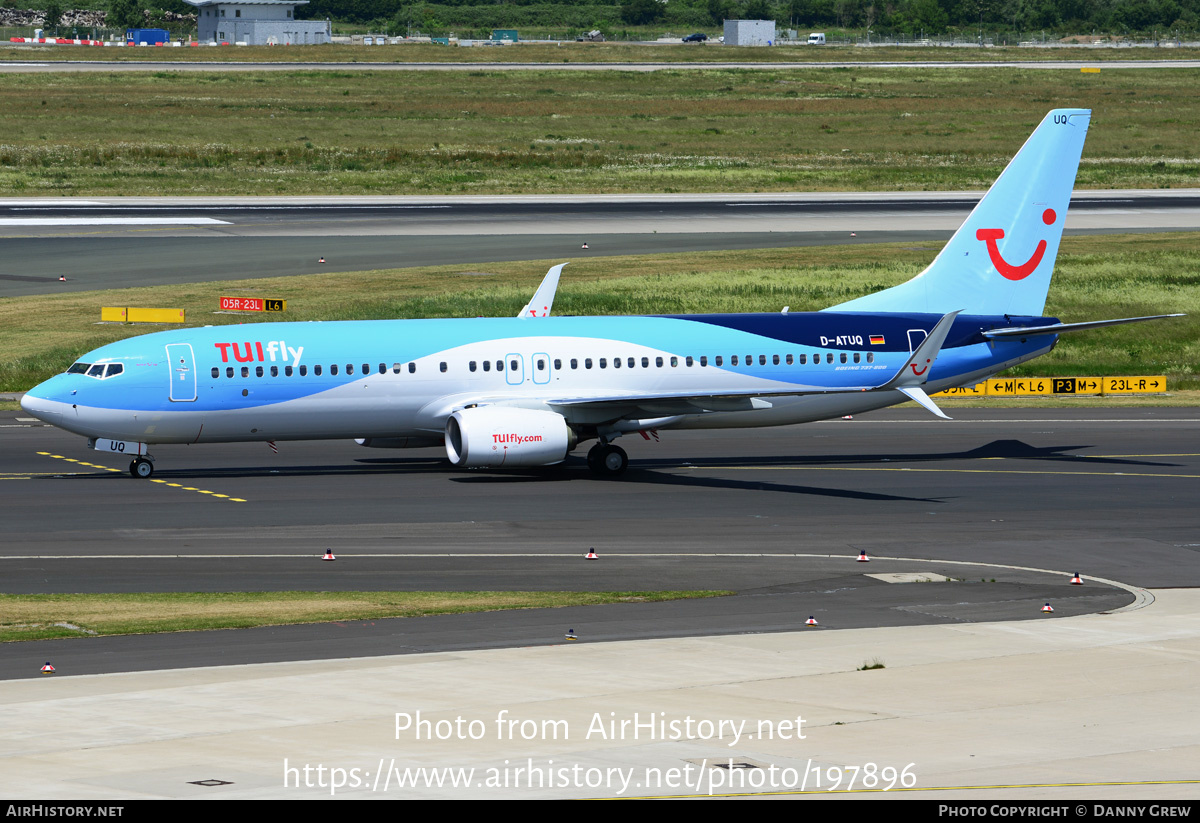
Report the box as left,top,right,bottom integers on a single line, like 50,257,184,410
69,361,124,379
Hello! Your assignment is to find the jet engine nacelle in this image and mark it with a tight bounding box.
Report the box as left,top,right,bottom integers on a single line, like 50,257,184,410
445,407,573,468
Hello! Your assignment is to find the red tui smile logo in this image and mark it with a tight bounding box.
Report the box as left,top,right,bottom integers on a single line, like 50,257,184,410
975,209,1056,281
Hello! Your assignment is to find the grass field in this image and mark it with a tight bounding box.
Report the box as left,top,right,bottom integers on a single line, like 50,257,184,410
0,66,1197,194
2,233,1196,393
5,42,1200,63
0,590,730,641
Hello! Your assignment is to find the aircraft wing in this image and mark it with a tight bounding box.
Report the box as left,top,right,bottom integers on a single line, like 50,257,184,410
517,263,567,318
549,312,960,418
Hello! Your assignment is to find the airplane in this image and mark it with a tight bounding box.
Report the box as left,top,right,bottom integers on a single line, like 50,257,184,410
20,108,1182,479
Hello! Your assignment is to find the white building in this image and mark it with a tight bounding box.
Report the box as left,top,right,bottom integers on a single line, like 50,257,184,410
723,19,776,46
185,0,331,45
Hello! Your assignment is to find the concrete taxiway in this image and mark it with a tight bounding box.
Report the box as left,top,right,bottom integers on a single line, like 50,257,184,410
3,589,1196,799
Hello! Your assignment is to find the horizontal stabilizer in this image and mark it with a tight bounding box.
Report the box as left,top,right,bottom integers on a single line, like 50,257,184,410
983,314,1185,338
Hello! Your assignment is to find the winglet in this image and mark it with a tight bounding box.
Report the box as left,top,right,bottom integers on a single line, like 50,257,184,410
881,310,960,391
518,263,567,318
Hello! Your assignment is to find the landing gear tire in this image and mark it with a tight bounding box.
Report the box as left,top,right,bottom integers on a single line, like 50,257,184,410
130,458,153,479
587,443,628,478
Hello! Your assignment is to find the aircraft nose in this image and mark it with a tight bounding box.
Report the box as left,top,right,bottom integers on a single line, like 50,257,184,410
19,377,69,422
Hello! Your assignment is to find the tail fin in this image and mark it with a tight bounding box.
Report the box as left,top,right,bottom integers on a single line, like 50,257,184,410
826,109,1091,317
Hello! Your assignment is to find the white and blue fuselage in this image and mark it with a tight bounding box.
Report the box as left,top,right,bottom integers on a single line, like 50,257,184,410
22,310,1054,444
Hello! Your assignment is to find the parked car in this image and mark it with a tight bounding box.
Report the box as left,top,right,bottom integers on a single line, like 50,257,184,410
682,33,708,42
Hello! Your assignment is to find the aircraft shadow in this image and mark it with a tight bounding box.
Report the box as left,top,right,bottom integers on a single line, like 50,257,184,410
634,439,1179,470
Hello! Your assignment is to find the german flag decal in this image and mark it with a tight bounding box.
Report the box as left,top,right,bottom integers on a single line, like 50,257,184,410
870,334,886,345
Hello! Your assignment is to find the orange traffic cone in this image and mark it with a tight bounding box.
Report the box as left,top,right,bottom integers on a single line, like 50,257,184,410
857,550,869,562
585,548,598,559
805,616,818,626
318,257,326,264
581,243,589,249
1041,602,1054,613
41,662,54,673
1070,573,1083,585
322,549,336,561
564,629,578,641
58,275,67,282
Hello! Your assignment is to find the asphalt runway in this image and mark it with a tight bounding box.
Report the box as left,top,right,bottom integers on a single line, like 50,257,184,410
2,406,1194,677
1,191,1197,297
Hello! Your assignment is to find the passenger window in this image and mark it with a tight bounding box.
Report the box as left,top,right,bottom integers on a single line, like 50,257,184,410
571,359,578,369
786,354,794,365
469,361,477,372
379,363,386,374
826,353,834,364
409,363,417,373
226,367,234,378
840,353,847,364
585,358,593,369
483,360,491,372
699,356,707,367
655,357,663,367
642,357,649,368
731,355,739,366
853,352,861,363
285,366,293,377
670,357,678,367
393,363,402,374
440,362,447,372
270,366,278,377
256,366,264,377
241,367,249,378
627,358,635,368
599,358,607,369
364,364,370,375
347,364,354,375
759,355,767,365
510,359,518,371
867,352,874,363
315,365,323,376
211,367,219,378
685,356,694,367
612,357,620,369
799,354,807,365
715,356,723,366
554,359,561,369
331,365,338,375
300,365,307,376
537,359,545,371
773,355,780,365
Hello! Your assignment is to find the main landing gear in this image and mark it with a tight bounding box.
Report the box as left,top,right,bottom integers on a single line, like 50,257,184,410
129,457,154,478
587,442,628,477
